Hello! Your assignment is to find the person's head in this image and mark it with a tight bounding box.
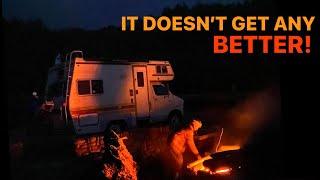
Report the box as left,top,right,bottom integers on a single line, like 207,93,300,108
190,118,202,131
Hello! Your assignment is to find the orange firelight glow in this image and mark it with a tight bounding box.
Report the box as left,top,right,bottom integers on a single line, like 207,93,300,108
191,164,232,176
191,163,211,175
217,145,240,152
198,164,211,172
213,167,232,175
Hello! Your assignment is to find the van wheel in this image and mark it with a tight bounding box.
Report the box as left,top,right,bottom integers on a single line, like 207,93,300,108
168,112,182,131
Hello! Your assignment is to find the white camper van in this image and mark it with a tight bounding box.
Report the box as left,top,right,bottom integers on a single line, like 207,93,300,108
44,51,184,135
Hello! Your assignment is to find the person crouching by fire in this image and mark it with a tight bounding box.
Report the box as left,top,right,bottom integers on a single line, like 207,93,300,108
167,118,203,179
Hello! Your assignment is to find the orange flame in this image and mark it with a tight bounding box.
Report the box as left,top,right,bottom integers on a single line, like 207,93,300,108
213,166,232,175
191,163,211,175
217,145,240,152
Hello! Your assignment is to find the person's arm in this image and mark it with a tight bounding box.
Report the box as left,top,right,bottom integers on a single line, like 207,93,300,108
186,130,202,160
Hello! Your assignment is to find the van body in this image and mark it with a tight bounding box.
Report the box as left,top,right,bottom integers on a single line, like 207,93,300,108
44,51,184,135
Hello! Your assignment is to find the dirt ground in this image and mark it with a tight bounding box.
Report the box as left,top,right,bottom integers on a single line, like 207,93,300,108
9,92,262,180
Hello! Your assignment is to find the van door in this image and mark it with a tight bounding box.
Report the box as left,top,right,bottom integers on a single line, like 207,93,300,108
150,82,172,122
133,66,150,118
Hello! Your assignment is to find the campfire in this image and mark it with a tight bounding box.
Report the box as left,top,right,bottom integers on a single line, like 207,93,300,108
187,127,241,176
187,155,235,176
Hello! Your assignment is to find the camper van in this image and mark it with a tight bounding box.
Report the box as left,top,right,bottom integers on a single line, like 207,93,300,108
44,51,184,135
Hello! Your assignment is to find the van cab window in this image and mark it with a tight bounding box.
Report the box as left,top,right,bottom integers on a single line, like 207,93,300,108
153,83,169,96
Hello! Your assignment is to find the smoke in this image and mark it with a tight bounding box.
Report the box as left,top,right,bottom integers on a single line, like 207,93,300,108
221,85,281,147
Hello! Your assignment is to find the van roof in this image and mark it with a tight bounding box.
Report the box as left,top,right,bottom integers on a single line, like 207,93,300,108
75,58,170,65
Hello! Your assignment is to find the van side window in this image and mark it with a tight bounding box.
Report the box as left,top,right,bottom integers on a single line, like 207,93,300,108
156,65,168,74
91,80,103,94
161,66,168,73
137,72,144,87
153,84,169,96
156,66,161,74
78,80,90,95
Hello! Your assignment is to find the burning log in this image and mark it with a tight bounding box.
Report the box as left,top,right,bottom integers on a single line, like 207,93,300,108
102,130,137,180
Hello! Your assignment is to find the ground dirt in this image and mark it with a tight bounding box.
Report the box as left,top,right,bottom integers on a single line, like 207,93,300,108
9,92,247,180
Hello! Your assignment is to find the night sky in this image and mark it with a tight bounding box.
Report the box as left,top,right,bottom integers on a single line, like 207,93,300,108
3,0,241,29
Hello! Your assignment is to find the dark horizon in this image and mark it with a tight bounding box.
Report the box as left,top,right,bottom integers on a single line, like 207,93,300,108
3,0,242,30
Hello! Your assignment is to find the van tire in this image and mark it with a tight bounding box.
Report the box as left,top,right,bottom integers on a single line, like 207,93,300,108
168,111,182,131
